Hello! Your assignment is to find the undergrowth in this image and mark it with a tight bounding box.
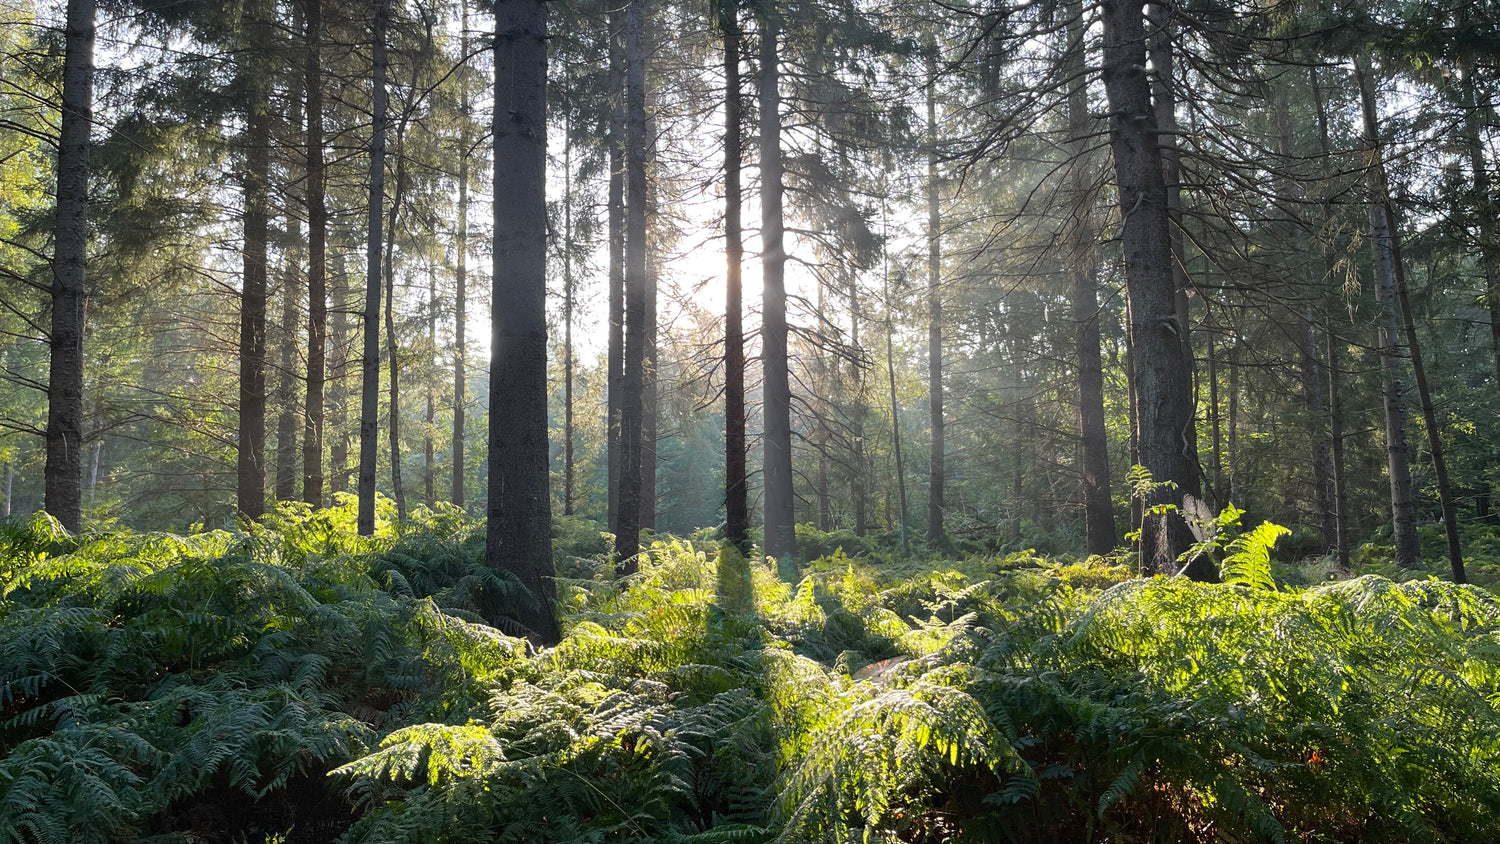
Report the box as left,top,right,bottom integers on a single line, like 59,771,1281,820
3,500,1499,842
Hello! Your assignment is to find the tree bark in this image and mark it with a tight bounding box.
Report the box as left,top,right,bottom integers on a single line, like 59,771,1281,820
562,117,575,517
425,245,436,508
1354,55,1420,569
759,7,796,564
274,250,302,502
237,0,272,521
885,257,910,556
606,3,625,536
303,0,327,508
1065,0,1116,555
722,0,748,550
925,51,945,547
615,0,649,571
384,128,408,522
330,252,351,497
357,0,388,536
489,0,559,643
453,15,469,509
45,0,94,533
1100,0,1201,576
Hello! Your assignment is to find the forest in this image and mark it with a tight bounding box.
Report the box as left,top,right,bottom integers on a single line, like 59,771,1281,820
4,0,1500,839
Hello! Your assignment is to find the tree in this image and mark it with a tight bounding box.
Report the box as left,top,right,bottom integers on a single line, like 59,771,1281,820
1098,0,1200,576
235,0,273,520
759,5,795,564
44,0,95,533
303,0,328,508
489,0,559,642
721,0,748,551
357,0,389,536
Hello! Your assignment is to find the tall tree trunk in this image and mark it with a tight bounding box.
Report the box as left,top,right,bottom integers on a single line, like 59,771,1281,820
642,101,659,533
885,267,910,557
489,0,559,643
45,0,94,532
851,286,868,537
562,118,575,517
1354,55,1420,569
1147,2,1194,452
384,129,408,522
1459,64,1500,397
330,253,350,497
615,0,649,571
1100,0,1200,576
237,0,272,521
1228,341,1238,504
722,0,748,550
357,0,388,536
925,51,944,547
606,4,625,536
303,0,327,508
1392,227,1465,581
424,246,436,508
274,252,302,502
87,439,101,503
452,16,469,509
1066,0,1116,555
2,461,10,518
1207,327,1221,503
759,8,795,564
1327,320,1351,569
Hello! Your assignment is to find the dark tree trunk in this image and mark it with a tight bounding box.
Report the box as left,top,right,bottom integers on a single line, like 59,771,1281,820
1354,56,1420,569
489,0,559,643
642,104,659,532
2,462,10,518
1066,0,1116,555
45,0,94,533
1100,0,1201,576
303,0,327,508
274,251,302,502
562,123,575,517
925,52,944,547
384,132,408,522
1147,2,1194,453
722,1,748,550
1327,321,1351,569
606,4,625,536
425,247,436,508
850,290,868,537
330,254,351,497
615,0,649,571
759,8,795,564
885,266,910,557
357,0,388,536
237,0,272,521
453,22,469,508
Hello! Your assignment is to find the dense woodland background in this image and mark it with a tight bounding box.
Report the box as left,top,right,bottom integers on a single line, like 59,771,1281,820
5,0,1500,839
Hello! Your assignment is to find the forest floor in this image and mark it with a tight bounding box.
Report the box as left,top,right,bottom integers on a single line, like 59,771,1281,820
3,500,1500,843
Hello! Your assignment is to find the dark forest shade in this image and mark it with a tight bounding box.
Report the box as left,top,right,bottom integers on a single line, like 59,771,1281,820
45,0,94,533
1100,0,1200,576
488,0,559,644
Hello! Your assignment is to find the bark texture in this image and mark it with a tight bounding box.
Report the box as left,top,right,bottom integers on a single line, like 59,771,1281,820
759,10,795,564
1100,0,1201,576
45,0,94,532
357,0,388,536
489,0,559,643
